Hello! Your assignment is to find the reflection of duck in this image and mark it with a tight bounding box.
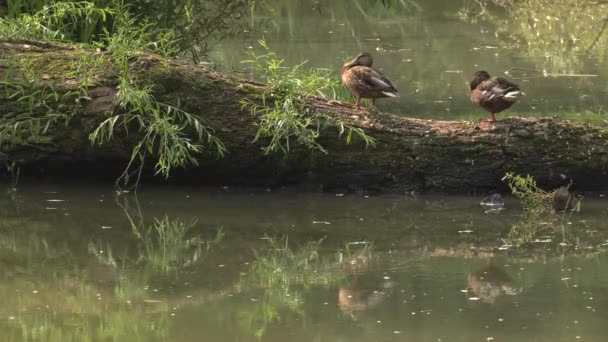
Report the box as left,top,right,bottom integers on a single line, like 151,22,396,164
469,71,523,123
341,53,399,109
337,253,394,318
467,262,517,304
338,278,394,317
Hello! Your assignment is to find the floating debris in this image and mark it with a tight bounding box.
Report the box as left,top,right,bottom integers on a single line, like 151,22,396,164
458,230,474,234
312,221,331,225
376,44,410,53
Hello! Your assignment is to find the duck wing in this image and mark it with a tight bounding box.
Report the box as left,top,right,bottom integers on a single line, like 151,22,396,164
476,77,521,102
351,66,399,95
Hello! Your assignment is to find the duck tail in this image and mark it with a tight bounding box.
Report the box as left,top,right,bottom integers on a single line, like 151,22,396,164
503,90,523,102
382,91,400,97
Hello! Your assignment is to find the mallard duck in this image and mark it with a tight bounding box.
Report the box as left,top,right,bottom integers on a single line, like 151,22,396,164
341,53,399,109
469,71,523,122
552,176,579,212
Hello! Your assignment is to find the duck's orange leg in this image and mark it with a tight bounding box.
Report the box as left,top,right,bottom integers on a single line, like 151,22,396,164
480,112,497,123
355,96,361,109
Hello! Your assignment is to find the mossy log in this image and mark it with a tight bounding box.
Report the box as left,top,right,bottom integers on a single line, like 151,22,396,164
1,40,607,193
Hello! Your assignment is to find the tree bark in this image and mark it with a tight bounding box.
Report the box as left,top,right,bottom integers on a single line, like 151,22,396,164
1,40,607,193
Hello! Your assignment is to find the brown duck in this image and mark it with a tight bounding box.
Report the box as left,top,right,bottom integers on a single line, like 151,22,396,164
469,70,523,122
341,53,399,109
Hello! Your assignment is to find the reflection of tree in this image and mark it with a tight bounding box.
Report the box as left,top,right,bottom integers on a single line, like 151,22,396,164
231,237,370,337
114,194,224,274
0,193,225,341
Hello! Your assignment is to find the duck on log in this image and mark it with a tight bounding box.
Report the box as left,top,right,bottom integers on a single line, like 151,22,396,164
1,40,607,193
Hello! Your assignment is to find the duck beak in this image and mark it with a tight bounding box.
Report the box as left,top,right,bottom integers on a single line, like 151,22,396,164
345,58,357,68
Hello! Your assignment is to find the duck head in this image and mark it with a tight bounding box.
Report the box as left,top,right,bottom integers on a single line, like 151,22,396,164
343,53,374,69
469,70,491,90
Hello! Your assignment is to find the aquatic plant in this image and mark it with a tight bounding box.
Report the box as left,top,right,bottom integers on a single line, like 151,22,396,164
503,172,582,246
241,39,376,154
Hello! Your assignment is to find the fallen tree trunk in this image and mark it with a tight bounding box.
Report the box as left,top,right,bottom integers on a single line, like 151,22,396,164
1,40,607,193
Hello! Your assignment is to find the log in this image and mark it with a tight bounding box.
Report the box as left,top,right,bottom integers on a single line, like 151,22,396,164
1,40,607,193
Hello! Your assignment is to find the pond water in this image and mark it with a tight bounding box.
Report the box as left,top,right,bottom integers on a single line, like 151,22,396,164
213,0,608,123
1,183,608,341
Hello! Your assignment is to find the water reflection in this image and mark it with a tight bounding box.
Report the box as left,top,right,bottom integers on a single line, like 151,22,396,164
338,275,394,318
337,244,393,318
1,185,608,340
466,261,518,304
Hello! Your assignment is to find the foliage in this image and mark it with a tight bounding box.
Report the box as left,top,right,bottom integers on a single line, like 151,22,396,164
0,1,226,189
121,0,257,63
0,0,114,43
0,59,83,150
241,39,376,154
502,172,552,212
89,77,226,186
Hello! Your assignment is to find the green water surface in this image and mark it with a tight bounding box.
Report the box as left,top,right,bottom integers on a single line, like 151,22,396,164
0,182,607,341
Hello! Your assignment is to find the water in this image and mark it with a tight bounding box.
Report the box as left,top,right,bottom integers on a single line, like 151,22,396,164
1,182,608,341
213,0,608,122
2,1,608,340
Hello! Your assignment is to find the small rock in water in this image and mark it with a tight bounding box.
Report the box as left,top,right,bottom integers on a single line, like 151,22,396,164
480,194,505,212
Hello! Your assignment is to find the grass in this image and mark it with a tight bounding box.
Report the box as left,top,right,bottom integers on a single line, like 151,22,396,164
241,39,376,155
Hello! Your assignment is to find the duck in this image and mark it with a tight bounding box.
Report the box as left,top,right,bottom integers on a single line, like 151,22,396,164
469,70,524,123
341,53,399,109
552,175,579,212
